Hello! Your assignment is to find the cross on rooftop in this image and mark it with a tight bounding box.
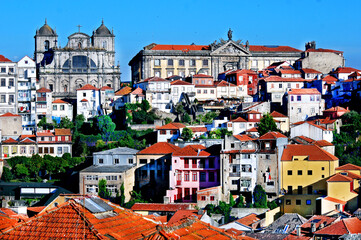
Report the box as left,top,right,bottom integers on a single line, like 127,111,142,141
77,24,82,32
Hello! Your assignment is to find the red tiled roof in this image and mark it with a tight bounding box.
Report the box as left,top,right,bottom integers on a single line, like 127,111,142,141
249,45,302,52
130,87,144,96
301,215,337,229
215,80,236,87
322,75,338,83
324,197,347,205
19,135,36,140
236,213,260,227
315,217,361,236
52,99,68,104
171,80,193,85
0,214,17,231
36,131,54,137
327,173,353,182
100,86,113,91
131,203,191,212
226,69,257,75
338,171,361,180
247,110,261,114
76,84,99,91
188,127,207,132
27,206,46,213
150,44,210,51
192,74,213,78
288,88,320,95
270,111,287,118
144,214,167,224
195,84,215,88
281,144,338,161
20,138,36,144
0,55,11,62
54,128,71,136
332,67,360,74
314,140,333,147
336,163,361,171
301,68,322,74
306,48,343,53
231,117,247,122
297,135,315,143
167,210,202,225
323,106,349,112
280,70,301,74
246,127,258,132
259,131,287,140
115,86,132,96
234,134,255,141
137,142,181,155
140,76,168,83
2,138,18,144
36,87,52,93
264,76,308,82
0,112,20,117
173,145,210,157
222,149,257,154
157,122,186,130
80,98,88,102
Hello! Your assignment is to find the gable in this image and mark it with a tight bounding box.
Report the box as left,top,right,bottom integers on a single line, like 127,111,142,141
211,41,251,56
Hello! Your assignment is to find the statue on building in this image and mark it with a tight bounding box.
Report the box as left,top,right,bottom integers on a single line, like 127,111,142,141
228,28,233,40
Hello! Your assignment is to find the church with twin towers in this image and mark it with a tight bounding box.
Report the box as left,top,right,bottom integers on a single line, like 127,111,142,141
34,20,121,98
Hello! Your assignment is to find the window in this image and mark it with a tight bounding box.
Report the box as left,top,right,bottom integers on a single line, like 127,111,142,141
209,172,215,182
30,147,35,154
297,95,301,101
310,95,315,101
201,196,206,201
266,155,270,160
192,172,197,181
192,159,197,168
203,59,208,66
60,105,65,111
297,108,301,113
184,159,189,168
231,143,235,148
140,159,147,164
279,83,282,88
306,199,311,205
168,59,173,66
0,68,5,73
44,40,50,51
184,172,190,181
298,186,303,194
211,90,214,94
200,172,206,182
308,170,312,175
307,186,313,194
39,147,43,154
321,167,325,170
154,59,160,66
58,147,62,154
286,199,291,205
179,59,185,66
0,95,5,103
128,158,133,164
9,78,14,87
287,170,292,175
114,159,119,164
291,96,294,101
322,175,325,178
288,186,292,194
11,146,17,154
232,180,238,185
9,95,14,103
53,105,57,110
190,59,196,66
296,199,301,205
298,170,302,175
20,146,26,154
204,90,207,94
1,78,5,86
209,159,214,168
210,196,215,201
99,159,104,164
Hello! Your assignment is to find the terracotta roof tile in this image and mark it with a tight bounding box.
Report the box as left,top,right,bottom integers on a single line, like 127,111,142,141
167,210,202,225
324,196,347,205
249,45,302,52
231,117,247,122
281,144,338,161
131,87,144,96
54,128,71,136
150,44,210,51
314,140,333,147
80,98,88,102
171,80,193,85
270,111,287,118
173,145,210,157
323,106,349,112
0,55,12,62
306,48,343,53
315,217,361,236
137,142,181,155
280,70,302,75
131,203,191,212
226,69,257,75
288,88,320,95
332,67,360,74
36,87,52,93
246,127,258,132
157,122,186,130
327,173,353,182
52,99,68,104
20,138,36,144
2,138,18,144
115,86,132,96
188,127,207,132
100,86,113,91
234,134,255,141
140,76,168,83
215,80,236,87
36,131,54,137
0,112,20,117
236,213,261,227
193,74,213,78
263,76,308,82
301,68,322,74
335,163,361,171
76,84,99,91
259,131,287,140
322,75,338,83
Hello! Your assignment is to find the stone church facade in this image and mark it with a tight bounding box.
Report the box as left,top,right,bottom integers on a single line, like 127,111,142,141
34,20,121,98
129,30,303,84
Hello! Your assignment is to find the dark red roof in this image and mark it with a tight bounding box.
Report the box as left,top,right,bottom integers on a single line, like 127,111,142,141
263,76,308,82
288,88,320,95
315,217,361,236
192,74,213,78
327,173,353,182
2,138,18,144
259,131,287,140
157,122,186,130
173,145,210,157
282,144,338,161
231,117,247,122
171,80,193,85
306,48,343,53
336,163,361,171
137,142,181,155
76,84,99,91
36,87,52,93
249,45,302,52
131,203,191,212
270,111,287,118
150,44,210,51
0,112,20,117
0,55,11,62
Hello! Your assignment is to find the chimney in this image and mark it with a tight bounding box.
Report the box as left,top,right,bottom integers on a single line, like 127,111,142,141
311,223,316,233
296,225,301,236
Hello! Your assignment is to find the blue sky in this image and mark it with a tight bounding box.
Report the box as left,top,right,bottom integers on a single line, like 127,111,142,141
1,0,360,82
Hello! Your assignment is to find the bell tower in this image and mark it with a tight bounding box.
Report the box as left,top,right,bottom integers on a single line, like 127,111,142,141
34,19,58,64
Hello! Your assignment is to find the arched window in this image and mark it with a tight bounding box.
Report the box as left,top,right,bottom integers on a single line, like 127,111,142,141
102,41,107,49
64,85,67,92
78,42,82,49
44,40,50,51
62,56,97,73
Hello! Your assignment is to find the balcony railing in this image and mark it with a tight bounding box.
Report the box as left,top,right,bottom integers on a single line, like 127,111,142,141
36,97,47,102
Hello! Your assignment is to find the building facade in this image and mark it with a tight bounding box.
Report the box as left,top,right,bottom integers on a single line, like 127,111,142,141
0,55,17,114
34,20,121,99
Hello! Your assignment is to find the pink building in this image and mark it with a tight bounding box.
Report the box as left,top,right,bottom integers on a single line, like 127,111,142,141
165,145,220,203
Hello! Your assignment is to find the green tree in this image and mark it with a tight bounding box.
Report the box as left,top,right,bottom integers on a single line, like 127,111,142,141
59,116,74,129
124,190,147,208
267,200,278,210
120,183,125,206
235,195,245,208
37,117,47,128
253,185,267,208
209,128,232,139
141,99,151,111
74,114,85,131
1,167,13,182
15,164,29,179
28,154,44,178
164,117,172,125
181,127,193,141
98,179,111,199
182,113,191,124
229,194,236,207
258,113,279,136
97,115,116,143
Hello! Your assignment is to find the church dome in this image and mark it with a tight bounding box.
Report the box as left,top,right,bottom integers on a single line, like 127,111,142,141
95,20,112,36
38,19,56,36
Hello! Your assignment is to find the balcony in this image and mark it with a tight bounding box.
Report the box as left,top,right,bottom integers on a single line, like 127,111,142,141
229,172,240,177
176,180,182,186
36,97,47,102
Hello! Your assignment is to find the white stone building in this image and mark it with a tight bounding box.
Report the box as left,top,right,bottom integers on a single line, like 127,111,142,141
34,20,120,99
76,84,101,121
290,121,333,143
17,56,37,133
285,88,324,124
52,99,73,123
170,80,195,104
0,55,17,114
35,88,53,125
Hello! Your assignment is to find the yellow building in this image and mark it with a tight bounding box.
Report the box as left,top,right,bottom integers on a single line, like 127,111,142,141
280,144,339,216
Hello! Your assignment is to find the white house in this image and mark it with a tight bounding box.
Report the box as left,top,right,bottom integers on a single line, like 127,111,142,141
227,117,248,135
286,88,324,124
170,80,195,105
0,55,17,114
156,122,185,142
290,121,333,143
35,87,52,124
76,84,101,121
52,99,73,123
214,80,238,99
